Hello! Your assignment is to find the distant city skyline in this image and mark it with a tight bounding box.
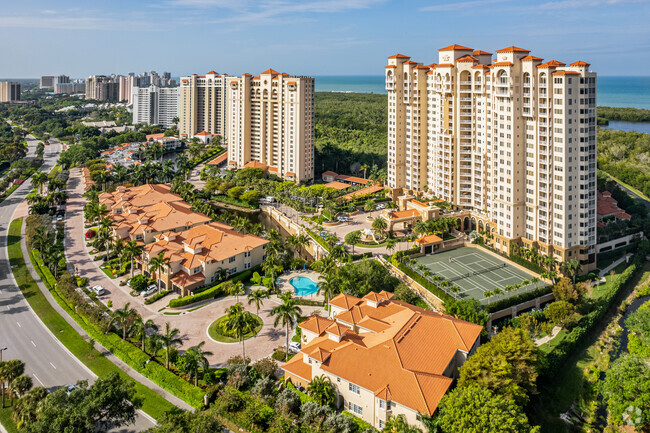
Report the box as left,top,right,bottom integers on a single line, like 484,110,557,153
1,0,648,78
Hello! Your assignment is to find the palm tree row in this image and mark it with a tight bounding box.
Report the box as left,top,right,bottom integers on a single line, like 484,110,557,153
413,217,459,237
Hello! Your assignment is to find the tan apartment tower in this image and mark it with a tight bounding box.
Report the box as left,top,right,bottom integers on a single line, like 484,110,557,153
179,72,228,139
0,82,21,102
226,69,314,183
386,45,597,270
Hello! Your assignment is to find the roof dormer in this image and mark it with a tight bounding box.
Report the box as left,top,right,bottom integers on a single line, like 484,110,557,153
326,322,350,343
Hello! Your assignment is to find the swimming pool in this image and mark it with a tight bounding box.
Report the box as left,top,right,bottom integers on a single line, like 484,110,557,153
290,276,319,296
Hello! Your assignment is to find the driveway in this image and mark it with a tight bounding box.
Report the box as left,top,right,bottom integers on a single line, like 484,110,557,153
64,168,290,365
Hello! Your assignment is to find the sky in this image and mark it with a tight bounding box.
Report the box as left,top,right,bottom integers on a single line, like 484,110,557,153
1,0,649,78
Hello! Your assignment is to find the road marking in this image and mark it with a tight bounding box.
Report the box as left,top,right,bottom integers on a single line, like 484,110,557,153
33,374,44,386
49,362,57,369
16,321,21,327
31,340,36,347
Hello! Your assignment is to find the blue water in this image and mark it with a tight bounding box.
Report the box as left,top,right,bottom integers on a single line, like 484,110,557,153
290,276,319,296
315,75,650,110
602,121,650,134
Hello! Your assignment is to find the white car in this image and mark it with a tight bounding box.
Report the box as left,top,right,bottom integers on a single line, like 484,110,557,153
376,203,387,210
288,342,301,354
140,285,157,297
91,285,106,296
265,196,275,203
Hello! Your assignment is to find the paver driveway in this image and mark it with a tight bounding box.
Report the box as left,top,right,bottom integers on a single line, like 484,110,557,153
64,168,291,366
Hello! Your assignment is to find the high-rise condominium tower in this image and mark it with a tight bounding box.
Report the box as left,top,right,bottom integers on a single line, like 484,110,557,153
386,45,597,269
132,85,180,129
226,69,314,183
0,82,21,102
179,72,228,139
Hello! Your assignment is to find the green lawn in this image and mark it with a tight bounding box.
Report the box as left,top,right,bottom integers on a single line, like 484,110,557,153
208,315,263,343
7,218,177,420
0,405,19,433
601,170,650,202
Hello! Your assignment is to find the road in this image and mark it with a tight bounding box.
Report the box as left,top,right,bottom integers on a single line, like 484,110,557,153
0,136,153,432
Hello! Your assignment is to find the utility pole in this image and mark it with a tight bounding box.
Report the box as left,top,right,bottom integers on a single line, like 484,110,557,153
0,347,7,362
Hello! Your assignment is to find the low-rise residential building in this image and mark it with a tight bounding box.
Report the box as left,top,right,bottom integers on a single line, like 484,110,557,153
140,222,269,295
99,184,184,214
111,200,211,244
283,291,482,430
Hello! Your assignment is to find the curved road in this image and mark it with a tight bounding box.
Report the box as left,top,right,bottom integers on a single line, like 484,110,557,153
0,136,153,432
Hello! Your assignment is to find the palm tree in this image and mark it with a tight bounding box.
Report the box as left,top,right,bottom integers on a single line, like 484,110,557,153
160,322,183,369
224,281,244,302
270,292,302,361
148,252,170,294
30,227,49,254
560,259,582,284
122,240,143,278
31,171,48,195
129,317,158,352
247,289,270,318
317,276,338,306
178,341,213,386
0,360,24,407
98,217,113,259
225,303,259,359
344,231,361,255
329,245,350,263
372,216,388,234
307,375,337,407
109,303,138,340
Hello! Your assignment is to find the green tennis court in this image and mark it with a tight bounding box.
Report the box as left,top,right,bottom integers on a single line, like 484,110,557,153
413,247,544,305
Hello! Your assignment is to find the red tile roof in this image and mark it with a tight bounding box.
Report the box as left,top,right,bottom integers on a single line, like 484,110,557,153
261,68,280,75
521,56,543,61
456,55,479,62
570,61,591,67
438,44,472,51
473,50,492,55
552,70,581,75
537,60,566,68
496,46,530,53
387,54,410,59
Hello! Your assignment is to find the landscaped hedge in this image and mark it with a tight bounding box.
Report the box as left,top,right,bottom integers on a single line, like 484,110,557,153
144,290,172,305
31,249,58,289
305,228,332,252
508,253,546,274
485,285,553,313
391,258,454,303
350,252,373,261
542,259,640,377
168,269,254,308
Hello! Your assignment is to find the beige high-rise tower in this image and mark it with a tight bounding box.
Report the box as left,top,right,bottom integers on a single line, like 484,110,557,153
179,72,228,139
386,45,597,270
226,69,314,183
0,81,21,102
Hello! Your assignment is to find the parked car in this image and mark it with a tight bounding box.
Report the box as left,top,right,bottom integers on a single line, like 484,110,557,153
62,384,78,396
91,285,106,296
264,196,275,203
140,285,157,297
56,214,64,221
288,342,301,353
376,203,387,210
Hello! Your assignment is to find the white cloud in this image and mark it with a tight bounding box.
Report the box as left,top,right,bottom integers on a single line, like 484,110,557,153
0,16,154,31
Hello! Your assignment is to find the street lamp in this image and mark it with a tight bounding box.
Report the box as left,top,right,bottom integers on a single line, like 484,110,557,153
0,347,7,362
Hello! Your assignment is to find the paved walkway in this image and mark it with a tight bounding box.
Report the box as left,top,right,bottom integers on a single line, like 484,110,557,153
64,168,291,366
187,162,206,190
599,253,633,278
534,326,562,346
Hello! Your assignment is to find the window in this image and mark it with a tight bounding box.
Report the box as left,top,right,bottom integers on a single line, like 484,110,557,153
379,420,385,429
349,383,360,395
379,400,391,410
348,402,363,415
229,256,236,263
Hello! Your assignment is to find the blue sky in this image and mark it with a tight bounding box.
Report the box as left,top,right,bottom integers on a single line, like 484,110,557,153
1,0,648,78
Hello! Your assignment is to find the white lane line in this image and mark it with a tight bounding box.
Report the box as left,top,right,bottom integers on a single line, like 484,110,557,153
33,374,44,386
49,362,57,370
16,321,21,327
31,340,36,347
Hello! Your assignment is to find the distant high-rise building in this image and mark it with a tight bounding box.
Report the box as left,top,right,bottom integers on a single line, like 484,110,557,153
132,85,180,129
55,82,86,94
0,81,21,102
386,44,597,269
119,76,135,104
179,71,228,139
40,75,70,89
85,75,119,101
226,69,315,183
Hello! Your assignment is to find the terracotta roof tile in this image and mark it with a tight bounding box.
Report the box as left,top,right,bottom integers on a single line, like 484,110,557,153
496,46,530,53
570,61,590,67
438,44,473,51
537,60,566,68
456,55,479,62
387,54,410,59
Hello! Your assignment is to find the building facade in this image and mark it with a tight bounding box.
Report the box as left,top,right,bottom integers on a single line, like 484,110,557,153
132,85,180,129
40,75,70,89
85,75,119,101
226,69,315,183
0,82,21,102
55,82,85,94
386,45,597,269
283,292,482,430
179,72,228,139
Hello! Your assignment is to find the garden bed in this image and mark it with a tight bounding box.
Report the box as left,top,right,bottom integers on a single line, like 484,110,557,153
208,314,263,343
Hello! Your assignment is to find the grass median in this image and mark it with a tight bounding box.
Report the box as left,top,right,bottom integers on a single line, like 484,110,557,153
7,218,177,420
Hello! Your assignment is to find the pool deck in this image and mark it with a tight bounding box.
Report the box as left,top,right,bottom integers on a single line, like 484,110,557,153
278,270,325,303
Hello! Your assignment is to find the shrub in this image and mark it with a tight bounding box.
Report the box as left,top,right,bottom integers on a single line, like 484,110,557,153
215,386,245,413
85,229,96,239
227,362,249,390
251,357,278,379
275,387,301,415
145,290,172,305
129,274,149,293
169,269,253,308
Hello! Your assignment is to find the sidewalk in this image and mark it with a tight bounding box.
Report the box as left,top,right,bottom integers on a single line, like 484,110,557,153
17,202,193,412
599,253,633,278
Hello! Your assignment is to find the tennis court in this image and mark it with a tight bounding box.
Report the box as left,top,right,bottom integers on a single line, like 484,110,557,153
414,247,544,305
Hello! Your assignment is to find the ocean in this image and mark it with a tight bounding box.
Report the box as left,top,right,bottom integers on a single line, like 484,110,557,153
315,75,650,110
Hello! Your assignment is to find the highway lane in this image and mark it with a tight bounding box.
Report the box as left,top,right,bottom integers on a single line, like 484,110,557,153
0,136,154,432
